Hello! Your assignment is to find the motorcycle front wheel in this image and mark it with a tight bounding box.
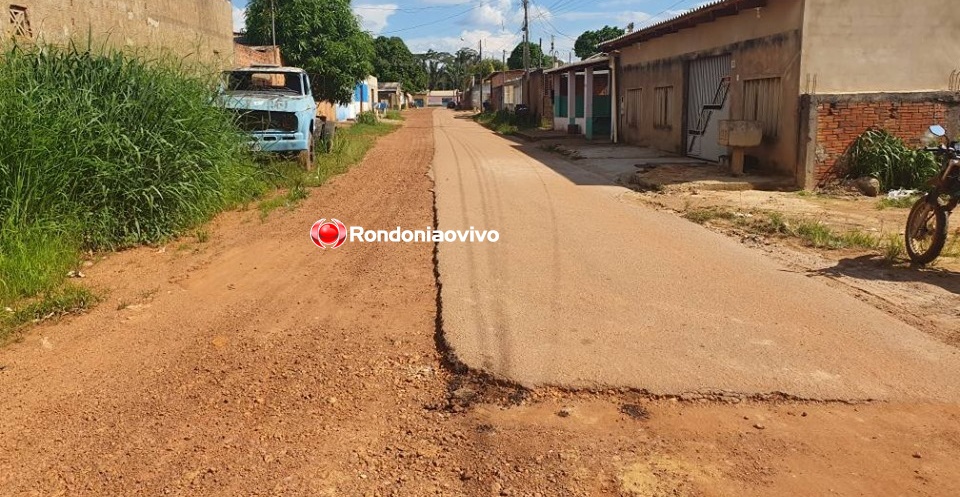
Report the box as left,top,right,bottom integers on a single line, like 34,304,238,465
905,197,948,265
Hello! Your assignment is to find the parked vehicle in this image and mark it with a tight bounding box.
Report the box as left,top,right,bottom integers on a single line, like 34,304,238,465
219,65,318,169
446,100,457,109
905,125,960,264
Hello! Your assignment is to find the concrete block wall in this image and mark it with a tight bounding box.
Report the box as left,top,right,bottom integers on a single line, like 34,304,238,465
807,93,960,186
2,0,233,64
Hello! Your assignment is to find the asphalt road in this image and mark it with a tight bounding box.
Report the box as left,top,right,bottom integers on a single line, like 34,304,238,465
433,110,960,401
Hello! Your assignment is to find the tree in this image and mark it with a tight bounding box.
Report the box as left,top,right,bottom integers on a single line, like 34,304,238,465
245,0,374,103
446,48,479,91
418,50,453,90
507,42,554,70
472,58,507,82
573,25,625,60
372,36,427,93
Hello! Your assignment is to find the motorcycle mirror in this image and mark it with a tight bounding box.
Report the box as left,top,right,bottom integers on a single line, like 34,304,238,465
929,125,947,137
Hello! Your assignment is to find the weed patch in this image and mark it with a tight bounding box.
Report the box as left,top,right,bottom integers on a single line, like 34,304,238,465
1,284,99,343
0,42,264,320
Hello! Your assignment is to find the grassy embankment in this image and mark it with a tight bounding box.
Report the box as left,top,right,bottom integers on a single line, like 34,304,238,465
0,43,395,340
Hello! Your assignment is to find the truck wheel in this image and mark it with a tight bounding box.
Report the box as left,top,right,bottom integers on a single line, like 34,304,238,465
299,135,314,170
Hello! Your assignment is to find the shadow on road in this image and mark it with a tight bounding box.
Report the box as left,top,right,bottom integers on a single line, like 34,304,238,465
814,255,960,296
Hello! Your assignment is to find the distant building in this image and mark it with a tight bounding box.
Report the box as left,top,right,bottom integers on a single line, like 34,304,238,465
336,75,379,121
485,70,525,112
427,90,459,107
378,82,410,110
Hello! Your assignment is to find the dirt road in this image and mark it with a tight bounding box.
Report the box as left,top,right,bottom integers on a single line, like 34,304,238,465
2,109,960,496
433,110,960,402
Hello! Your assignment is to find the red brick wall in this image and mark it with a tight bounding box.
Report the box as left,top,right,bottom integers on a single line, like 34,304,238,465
813,98,950,185
234,43,281,68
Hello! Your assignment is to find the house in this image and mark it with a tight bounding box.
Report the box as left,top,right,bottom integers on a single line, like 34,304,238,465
427,90,460,107
336,75,379,121
378,82,409,110
544,56,611,139
485,70,525,112
463,81,491,111
601,0,960,189
2,1,233,64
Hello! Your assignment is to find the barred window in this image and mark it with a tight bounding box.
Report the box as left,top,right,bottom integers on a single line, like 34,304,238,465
743,77,782,138
626,88,642,128
654,86,673,129
9,5,31,38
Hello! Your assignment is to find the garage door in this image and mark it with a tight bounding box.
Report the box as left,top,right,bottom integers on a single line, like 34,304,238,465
686,55,732,162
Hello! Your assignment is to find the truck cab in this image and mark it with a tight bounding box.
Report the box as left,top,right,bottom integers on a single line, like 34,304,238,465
219,65,318,169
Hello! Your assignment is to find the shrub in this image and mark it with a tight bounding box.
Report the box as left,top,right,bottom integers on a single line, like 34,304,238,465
0,42,264,307
846,129,939,191
355,111,378,125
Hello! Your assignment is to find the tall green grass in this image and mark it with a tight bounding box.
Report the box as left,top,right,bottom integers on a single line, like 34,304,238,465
846,129,939,191
0,42,265,310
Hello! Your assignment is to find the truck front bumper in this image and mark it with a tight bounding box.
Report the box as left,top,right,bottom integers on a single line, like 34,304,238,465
249,132,309,153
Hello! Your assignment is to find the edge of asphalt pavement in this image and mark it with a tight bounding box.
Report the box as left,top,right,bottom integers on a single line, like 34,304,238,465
431,111,960,403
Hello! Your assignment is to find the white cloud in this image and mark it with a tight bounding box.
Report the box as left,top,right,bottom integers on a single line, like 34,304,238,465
232,5,246,32
463,0,514,28
354,4,399,34
406,29,521,56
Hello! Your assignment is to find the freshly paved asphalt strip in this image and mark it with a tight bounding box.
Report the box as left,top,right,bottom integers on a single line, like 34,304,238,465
432,110,960,401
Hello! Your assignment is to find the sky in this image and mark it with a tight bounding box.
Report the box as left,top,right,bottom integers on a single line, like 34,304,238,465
229,0,704,61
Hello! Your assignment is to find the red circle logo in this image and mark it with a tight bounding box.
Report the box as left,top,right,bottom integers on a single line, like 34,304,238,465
310,219,347,249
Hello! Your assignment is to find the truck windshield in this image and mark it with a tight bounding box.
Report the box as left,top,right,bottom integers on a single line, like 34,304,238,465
223,71,304,95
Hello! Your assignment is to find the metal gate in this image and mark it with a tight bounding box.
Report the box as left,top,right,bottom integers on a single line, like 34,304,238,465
686,55,732,162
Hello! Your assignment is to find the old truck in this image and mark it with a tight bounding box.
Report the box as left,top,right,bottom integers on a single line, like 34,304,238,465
219,65,318,169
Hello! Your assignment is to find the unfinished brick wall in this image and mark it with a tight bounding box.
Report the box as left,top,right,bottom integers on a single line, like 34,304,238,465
234,44,281,68
811,95,957,185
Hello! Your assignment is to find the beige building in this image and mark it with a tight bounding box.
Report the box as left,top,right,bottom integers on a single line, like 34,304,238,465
601,0,960,189
3,0,233,64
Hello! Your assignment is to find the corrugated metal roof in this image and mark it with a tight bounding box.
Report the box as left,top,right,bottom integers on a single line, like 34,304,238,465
599,0,766,50
543,54,610,74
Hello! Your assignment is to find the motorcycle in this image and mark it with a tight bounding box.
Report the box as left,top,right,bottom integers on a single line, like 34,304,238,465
905,125,960,264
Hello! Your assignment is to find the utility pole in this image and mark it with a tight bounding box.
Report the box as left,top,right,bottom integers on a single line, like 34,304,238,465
522,0,530,106
479,39,483,112
271,0,278,64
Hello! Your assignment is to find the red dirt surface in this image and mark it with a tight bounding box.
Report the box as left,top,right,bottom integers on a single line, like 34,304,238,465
1,109,959,497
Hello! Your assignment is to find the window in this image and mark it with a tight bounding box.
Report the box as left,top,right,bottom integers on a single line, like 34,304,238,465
8,4,30,38
626,88,642,128
654,86,673,129
743,77,782,138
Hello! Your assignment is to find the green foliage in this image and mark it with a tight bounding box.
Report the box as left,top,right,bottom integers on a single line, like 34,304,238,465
881,233,905,263
474,58,507,82
846,129,940,191
474,110,535,134
245,0,374,103
574,25,626,59
355,111,379,125
418,50,453,90
507,42,554,70
385,109,404,121
0,42,263,311
682,207,737,224
259,121,399,219
1,284,99,342
372,36,427,93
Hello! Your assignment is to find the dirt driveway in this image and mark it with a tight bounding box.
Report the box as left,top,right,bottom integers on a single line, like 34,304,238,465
1,109,960,496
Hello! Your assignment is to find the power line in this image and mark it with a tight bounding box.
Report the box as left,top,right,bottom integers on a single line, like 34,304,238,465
379,3,485,34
